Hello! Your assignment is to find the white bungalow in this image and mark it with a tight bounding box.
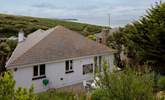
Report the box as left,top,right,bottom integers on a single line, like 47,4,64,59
6,25,116,92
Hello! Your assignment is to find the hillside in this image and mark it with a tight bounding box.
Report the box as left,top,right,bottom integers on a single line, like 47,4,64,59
0,13,102,37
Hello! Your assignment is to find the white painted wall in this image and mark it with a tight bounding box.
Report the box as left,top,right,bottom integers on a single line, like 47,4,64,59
13,54,114,93
105,54,114,70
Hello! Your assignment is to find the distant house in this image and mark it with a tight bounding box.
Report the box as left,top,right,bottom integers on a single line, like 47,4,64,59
6,25,116,92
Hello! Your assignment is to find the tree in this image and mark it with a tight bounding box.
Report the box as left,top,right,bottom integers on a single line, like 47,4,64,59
0,41,10,72
107,28,126,68
115,2,165,73
0,38,17,73
91,62,155,100
0,71,36,100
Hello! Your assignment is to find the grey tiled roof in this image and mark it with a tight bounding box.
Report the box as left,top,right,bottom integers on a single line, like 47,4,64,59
6,25,115,68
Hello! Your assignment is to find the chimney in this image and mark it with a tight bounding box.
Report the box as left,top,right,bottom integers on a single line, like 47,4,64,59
101,28,109,44
18,29,25,43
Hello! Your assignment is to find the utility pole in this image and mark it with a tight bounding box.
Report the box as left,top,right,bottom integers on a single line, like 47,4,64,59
108,13,111,30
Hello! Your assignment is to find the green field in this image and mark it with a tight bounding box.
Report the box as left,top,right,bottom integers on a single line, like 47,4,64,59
0,13,103,37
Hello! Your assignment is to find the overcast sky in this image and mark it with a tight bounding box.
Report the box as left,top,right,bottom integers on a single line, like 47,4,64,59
0,0,164,27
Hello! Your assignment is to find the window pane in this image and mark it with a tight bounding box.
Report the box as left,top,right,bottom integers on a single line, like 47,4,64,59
65,60,69,71
99,38,102,43
33,65,38,76
94,56,97,67
83,64,93,75
99,56,102,71
40,64,45,75
70,60,73,70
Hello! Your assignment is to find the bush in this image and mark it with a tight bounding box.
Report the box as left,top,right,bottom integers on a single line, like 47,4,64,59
87,34,96,41
37,90,86,100
91,89,108,100
158,76,165,90
91,63,155,100
0,71,36,100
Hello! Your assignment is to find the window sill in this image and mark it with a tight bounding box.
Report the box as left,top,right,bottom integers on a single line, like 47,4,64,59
65,70,74,74
83,72,93,75
32,75,46,80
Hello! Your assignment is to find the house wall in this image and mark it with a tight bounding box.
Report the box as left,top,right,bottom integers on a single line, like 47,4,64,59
13,54,114,93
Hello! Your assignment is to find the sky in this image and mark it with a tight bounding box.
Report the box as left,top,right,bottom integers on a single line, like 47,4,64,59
0,0,164,27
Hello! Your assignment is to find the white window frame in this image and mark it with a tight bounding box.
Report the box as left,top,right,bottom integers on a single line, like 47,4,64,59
33,64,46,78
65,60,73,73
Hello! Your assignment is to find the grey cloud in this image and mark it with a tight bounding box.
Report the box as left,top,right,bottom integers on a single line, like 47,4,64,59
32,3,60,9
32,3,97,10
30,3,147,27
11,0,161,27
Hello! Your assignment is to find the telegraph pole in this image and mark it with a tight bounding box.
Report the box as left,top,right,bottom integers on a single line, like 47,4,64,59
108,13,111,30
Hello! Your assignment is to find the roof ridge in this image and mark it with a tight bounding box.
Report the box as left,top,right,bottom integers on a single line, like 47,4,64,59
27,29,44,37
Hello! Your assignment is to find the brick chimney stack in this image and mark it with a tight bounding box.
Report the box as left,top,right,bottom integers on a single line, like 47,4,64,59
101,28,109,44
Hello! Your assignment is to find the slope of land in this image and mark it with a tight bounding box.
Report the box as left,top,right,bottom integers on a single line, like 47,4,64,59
0,13,102,37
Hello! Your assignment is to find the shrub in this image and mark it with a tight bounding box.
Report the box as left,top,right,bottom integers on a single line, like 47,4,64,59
91,89,108,100
158,76,165,90
0,71,15,100
38,90,75,100
0,71,36,100
87,34,96,41
91,62,155,100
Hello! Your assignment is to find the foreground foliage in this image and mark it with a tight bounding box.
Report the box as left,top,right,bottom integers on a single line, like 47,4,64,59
158,76,165,91
38,90,86,100
0,71,36,100
91,63,155,100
